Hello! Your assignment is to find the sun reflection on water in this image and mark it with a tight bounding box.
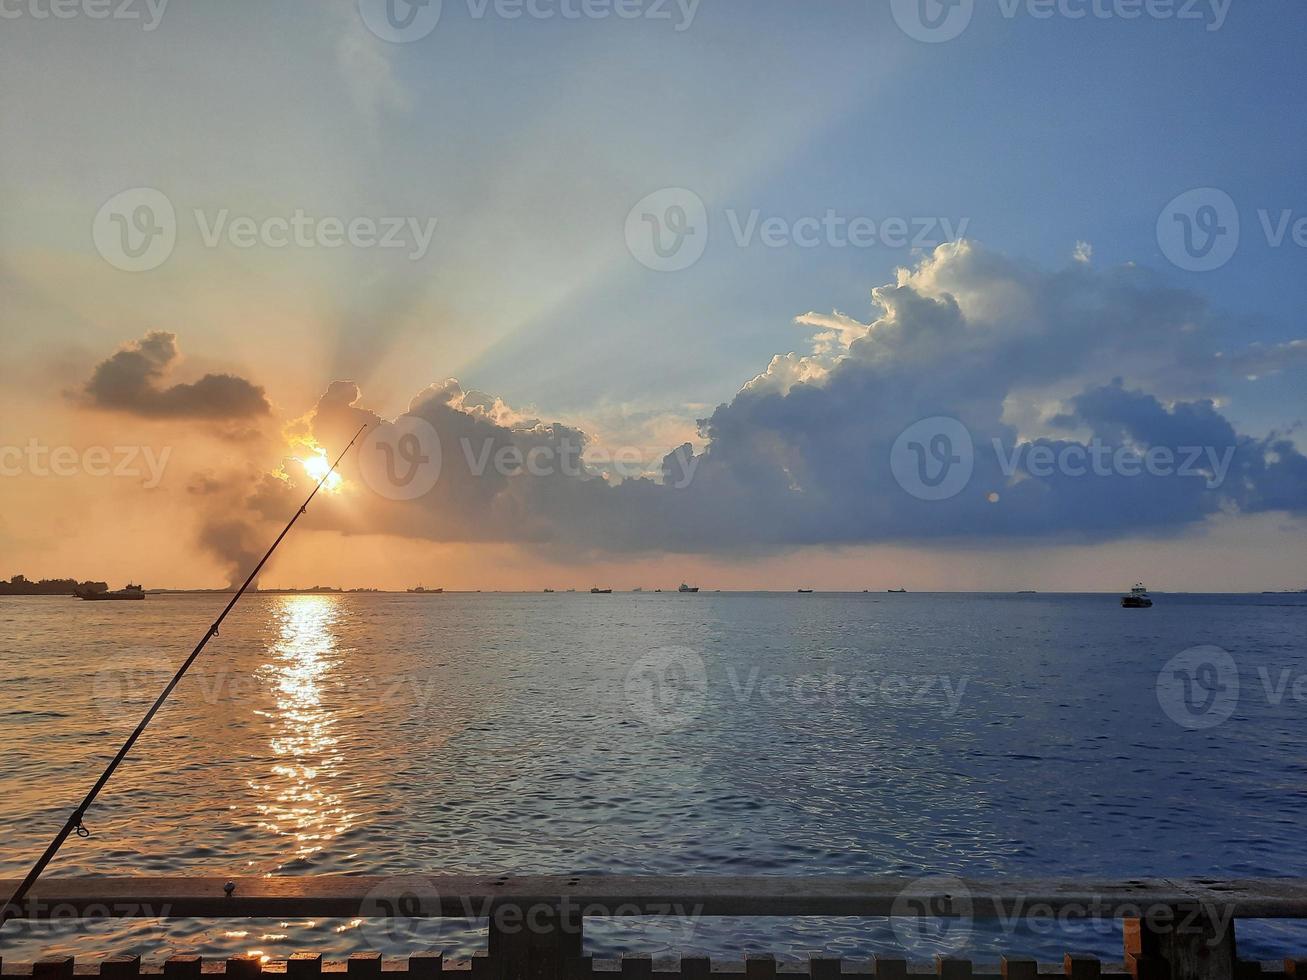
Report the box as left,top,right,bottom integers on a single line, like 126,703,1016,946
249,595,357,869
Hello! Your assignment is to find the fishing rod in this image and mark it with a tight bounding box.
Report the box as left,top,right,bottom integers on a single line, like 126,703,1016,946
0,423,370,929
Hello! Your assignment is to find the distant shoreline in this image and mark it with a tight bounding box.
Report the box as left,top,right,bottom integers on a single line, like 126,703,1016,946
4,589,1304,597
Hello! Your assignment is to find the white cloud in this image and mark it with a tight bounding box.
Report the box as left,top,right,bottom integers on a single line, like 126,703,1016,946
334,11,410,121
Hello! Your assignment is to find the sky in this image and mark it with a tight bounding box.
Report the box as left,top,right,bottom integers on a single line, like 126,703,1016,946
1,0,1305,591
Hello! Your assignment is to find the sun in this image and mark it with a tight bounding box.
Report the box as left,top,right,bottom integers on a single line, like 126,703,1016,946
299,451,343,492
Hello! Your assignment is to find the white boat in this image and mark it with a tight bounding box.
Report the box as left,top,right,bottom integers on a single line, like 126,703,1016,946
1121,583,1153,608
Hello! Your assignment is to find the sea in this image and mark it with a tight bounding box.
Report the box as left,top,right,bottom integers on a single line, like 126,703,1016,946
1,591,1305,965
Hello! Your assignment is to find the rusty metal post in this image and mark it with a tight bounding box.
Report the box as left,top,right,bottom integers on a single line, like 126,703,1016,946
1125,910,1236,980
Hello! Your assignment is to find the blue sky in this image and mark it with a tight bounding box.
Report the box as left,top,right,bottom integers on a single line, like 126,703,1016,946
407,0,1307,414
1,0,1305,589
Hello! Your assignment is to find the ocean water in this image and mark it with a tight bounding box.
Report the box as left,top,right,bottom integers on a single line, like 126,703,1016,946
1,592,1305,965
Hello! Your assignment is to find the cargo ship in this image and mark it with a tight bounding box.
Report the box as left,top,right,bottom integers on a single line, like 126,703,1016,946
75,583,145,601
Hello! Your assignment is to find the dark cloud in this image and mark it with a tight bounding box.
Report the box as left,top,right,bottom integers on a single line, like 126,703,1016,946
285,377,600,546
222,242,1307,556
1216,339,1307,380
83,331,270,420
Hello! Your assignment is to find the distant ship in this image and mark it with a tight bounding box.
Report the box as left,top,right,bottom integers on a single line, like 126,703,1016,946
407,586,443,594
678,583,699,593
543,588,555,593
632,587,644,592
798,588,815,594
887,588,908,594
76,583,144,601
1121,583,1153,608
591,587,613,594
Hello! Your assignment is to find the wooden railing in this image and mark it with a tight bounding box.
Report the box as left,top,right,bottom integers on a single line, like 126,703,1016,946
4,877,1307,980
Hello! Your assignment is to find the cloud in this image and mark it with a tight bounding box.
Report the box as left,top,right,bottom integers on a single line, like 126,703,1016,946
83,332,271,421
216,241,1307,562
333,2,409,125
336,31,409,119
1216,339,1307,380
